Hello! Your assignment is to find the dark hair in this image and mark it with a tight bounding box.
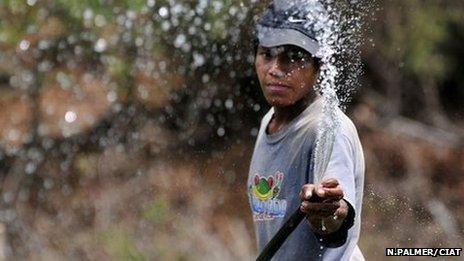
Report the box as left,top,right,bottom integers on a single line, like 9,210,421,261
252,36,259,55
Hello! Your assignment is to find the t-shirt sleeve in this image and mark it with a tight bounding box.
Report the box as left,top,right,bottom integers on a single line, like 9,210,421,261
324,130,357,212
314,129,357,247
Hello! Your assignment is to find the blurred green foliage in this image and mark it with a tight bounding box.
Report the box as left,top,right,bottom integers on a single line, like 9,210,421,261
142,196,169,224
100,226,146,261
380,0,460,80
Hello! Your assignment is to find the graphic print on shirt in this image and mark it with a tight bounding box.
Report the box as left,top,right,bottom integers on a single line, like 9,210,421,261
249,171,287,221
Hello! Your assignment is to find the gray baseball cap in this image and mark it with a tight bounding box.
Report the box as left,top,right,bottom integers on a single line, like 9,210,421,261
256,0,327,58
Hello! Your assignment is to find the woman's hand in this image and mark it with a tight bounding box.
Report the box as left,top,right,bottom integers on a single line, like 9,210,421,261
299,178,349,234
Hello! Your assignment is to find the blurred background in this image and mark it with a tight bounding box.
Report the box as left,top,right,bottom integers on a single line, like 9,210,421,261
0,0,463,260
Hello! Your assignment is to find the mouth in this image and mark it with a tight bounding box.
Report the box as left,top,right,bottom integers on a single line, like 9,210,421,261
266,83,292,93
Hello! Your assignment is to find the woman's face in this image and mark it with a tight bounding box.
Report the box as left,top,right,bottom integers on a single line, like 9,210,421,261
255,45,319,107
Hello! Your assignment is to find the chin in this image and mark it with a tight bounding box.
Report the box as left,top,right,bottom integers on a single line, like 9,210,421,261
265,97,293,107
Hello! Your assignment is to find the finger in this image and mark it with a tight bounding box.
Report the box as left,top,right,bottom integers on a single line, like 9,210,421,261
300,201,340,215
300,201,319,214
310,210,337,219
307,201,341,211
333,204,348,219
300,184,316,201
300,201,310,213
304,206,338,218
321,186,344,200
321,178,339,188
315,184,326,198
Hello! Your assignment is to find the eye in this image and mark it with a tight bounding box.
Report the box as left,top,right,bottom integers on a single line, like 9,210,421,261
288,50,309,63
258,49,273,60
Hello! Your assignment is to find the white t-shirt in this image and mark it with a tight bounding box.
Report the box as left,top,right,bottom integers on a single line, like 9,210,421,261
248,97,365,260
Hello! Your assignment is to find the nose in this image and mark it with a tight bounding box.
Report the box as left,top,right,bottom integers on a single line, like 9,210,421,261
268,58,286,78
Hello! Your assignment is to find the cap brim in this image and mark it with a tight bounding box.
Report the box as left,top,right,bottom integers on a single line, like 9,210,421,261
257,25,320,58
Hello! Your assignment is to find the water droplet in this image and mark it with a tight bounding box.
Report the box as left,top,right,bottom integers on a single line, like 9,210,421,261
217,127,225,137
107,91,117,103
43,179,54,190
158,6,169,18
19,40,30,51
225,99,234,109
65,111,77,123
250,128,258,137
26,0,37,6
193,53,205,67
7,129,20,142
174,34,186,48
95,14,106,27
94,38,107,52
83,9,93,20
201,74,210,83
147,0,155,8
25,162,37,174
3,192,14,204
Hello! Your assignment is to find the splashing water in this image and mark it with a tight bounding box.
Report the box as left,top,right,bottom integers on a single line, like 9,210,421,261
280,0,368,184
312,9,341,184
